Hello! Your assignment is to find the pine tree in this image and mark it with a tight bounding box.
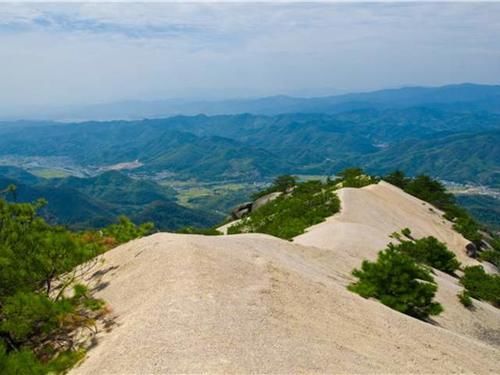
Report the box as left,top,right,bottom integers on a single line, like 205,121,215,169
349,247,443,320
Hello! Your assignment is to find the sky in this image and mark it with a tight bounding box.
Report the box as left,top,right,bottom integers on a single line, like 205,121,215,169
0,1,499,117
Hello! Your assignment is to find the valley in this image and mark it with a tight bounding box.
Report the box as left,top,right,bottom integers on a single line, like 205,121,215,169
0,85,499,232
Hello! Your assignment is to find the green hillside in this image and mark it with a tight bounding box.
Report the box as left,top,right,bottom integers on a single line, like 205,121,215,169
456,195,500,231
0,171,220,230
356,131,500,188
0,100,499,231
0,108,499,184
0,176,115,228
47,171,177,205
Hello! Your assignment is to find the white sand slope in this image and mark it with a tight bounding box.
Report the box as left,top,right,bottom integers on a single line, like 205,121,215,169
294,181,500,348
295,181,476,266
71,182,500,374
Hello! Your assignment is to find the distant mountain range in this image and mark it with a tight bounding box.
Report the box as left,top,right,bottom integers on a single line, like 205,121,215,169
1,107,499,186
0,83,499,229
2,83,499,122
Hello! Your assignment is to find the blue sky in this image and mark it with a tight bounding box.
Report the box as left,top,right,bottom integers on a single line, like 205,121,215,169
0,2,499,117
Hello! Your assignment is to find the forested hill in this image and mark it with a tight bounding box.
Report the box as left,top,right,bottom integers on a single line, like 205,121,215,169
10,82,500,120
0,107,499,186
0,83,499,232
332,130,500,187
0,168,220,230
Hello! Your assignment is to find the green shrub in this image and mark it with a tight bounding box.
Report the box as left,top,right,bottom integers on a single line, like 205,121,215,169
404,175,455,209
460,266,500,307
394,236,460,275
383,172,483,244
452,216,482,243
102,215,154,244
0,196,115,373
229,180,340,240
479,249,500,268
0,342,85,375
492,237,500,252
348,247,443,320
252,175,297,199
0,192,155,373
0,198,99,298
272,175,297,192
176,226,221,235
0,292,73,342
383,170,409,189
338,167,378,188
47,349,86,374
0,343,47,375
457,290,473,308
401,227,413,239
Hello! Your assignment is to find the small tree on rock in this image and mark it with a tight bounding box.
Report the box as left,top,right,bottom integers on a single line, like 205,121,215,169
348,247,443,320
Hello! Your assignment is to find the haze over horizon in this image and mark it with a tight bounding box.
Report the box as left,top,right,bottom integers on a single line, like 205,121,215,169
1,2,500,118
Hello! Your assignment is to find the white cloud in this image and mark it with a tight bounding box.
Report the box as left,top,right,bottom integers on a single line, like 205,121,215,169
0,2,499,117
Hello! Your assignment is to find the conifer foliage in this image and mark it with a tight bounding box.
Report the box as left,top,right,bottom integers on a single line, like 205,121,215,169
393,232,461,275
0,195,153,373
349,246,443,320
229,179,340,240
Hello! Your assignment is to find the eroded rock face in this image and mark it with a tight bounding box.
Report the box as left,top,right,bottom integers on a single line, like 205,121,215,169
230,192,283,220
231,202,253,220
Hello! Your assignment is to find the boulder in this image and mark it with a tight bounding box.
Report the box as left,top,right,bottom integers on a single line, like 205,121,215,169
465,242,477,258
230,191,283,220
231,202,253,220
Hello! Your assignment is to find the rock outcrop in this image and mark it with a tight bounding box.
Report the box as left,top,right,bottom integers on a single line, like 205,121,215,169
466,242,478,257
230,202,253,219
230,191,282,220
